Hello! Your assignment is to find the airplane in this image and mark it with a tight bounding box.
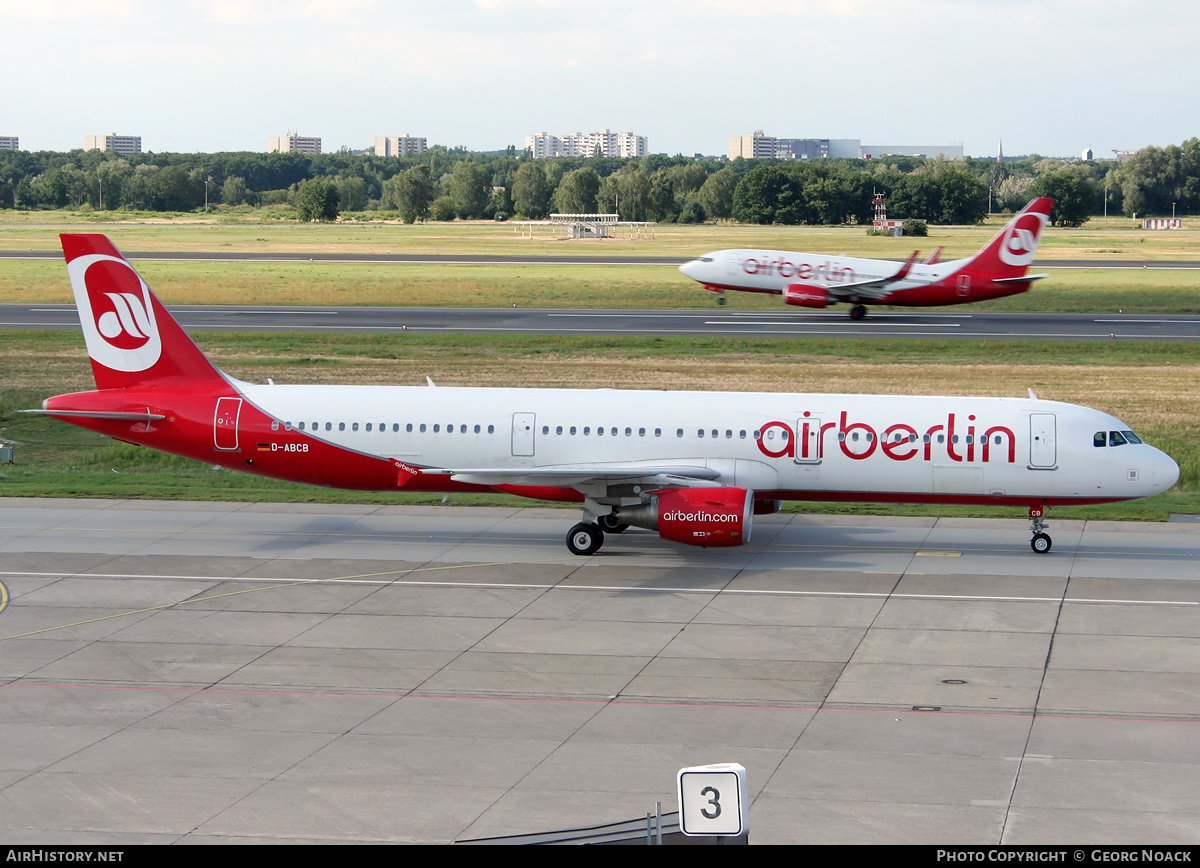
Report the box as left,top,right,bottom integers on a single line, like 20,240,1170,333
679,197,1054,319
28,234,1178,557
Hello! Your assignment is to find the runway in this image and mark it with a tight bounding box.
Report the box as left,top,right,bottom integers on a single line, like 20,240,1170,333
3,248,1200,270
2,498,1199,844
6,303,1200,341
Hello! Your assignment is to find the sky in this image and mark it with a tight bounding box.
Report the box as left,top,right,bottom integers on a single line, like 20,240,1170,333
2,0,1197,159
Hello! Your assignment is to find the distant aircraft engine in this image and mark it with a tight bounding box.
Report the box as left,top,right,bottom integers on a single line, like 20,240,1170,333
613,486,754,547
783,284,829,308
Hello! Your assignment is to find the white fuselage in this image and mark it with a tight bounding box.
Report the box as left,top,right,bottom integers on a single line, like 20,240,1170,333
679,249,965,295
238,383,1178,505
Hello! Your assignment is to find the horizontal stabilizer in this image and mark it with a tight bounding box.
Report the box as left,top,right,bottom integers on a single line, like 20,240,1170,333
993,272,1051,285
20,409,167,421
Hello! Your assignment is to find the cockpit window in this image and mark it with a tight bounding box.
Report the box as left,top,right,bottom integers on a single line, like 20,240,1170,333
699,257,714,263
1096,430,1143,447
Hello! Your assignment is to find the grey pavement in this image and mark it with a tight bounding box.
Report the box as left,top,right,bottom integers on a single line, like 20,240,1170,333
1,499,1198,844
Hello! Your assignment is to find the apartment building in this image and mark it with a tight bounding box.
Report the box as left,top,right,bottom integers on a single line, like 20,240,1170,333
374,135,428,157
268,134,322,155
84,133,142,155
524,129,648,159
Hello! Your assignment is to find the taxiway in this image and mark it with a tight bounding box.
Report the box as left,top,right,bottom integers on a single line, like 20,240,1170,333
2,499,1199,844
5,303,1200,342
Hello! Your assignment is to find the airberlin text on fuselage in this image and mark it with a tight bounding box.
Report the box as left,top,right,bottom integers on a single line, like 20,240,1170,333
757,411,1017,464
742,255,856,283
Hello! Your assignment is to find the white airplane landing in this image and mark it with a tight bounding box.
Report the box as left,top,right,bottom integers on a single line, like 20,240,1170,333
680,198,1054,320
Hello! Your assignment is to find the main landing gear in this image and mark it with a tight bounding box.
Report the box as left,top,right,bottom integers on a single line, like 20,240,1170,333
565,513,628,556
566,522,603,556
849,304,868,320
1029,505,1052,554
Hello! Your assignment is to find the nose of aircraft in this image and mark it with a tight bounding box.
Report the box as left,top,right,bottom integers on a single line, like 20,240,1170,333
678,259,703,280
1152,447,1181,494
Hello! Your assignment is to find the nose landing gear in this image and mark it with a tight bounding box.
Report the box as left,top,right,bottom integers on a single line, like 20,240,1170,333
1029,505,1052,553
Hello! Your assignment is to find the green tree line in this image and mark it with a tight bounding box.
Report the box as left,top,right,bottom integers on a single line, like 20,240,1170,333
2,140,1198,226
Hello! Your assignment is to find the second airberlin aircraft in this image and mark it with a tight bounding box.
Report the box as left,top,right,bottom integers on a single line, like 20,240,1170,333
679,197,1054,319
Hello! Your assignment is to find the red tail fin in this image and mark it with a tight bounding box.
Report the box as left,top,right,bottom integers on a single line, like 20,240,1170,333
61,234,225,390
964,197,1053,278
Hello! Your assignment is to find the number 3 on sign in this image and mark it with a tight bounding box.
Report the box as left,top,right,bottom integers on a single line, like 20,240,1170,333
677,763,748,837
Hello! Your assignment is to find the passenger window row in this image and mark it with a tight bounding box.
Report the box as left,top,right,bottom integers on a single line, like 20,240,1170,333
266,420,1019,446
272,421,497,434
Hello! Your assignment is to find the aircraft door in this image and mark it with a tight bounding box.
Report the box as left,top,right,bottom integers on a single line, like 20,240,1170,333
213,397,242,452
1029,413,1056,468
956,274,971,298
511,412,535,457
794,417,822,463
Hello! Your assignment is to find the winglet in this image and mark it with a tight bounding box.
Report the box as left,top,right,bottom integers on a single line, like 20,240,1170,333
923,247,943,265
892,251,921,281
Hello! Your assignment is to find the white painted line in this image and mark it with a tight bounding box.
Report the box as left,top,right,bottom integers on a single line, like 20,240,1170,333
2,570,1196,606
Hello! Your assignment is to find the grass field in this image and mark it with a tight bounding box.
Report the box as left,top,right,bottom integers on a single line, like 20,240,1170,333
3,258,1200,314
2,330,1197,519
2,209,1200,261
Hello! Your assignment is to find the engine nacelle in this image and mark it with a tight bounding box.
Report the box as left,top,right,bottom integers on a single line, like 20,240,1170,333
613,487,754,548
783,284,829,309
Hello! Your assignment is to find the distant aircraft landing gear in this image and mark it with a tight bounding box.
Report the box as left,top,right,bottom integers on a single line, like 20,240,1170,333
566,522,604,556
849,304,868,320
1029,506,1052,553
717,292,727,305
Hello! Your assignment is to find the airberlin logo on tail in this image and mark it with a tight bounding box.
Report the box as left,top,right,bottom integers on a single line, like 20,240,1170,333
95,289,153,349
998,212,1049,267
66,254,162,372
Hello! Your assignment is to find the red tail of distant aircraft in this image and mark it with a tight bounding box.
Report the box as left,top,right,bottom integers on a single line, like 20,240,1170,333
679,198,1054,319
29,232,1177,556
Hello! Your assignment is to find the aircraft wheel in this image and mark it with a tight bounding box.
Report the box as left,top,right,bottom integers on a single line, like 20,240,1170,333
849,305,867,320
717,295,726,306
1031,532,1052,554
598,513,629,534
567,522,604,556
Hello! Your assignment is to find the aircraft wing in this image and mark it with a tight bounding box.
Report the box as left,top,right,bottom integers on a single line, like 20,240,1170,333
823,250,922,300
410,463,721,489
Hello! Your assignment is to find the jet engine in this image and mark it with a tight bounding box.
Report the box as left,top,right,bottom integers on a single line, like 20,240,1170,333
783,284,828,309
612,487,754,547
